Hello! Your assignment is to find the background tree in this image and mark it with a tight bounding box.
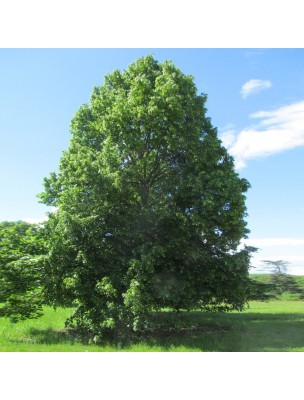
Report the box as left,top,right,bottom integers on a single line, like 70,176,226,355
39,55,254,339
0,221,46,321
262,259,289,275
262,259,301,297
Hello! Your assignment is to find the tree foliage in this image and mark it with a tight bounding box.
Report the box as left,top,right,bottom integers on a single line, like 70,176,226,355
39,55,253,338
0,221,46,321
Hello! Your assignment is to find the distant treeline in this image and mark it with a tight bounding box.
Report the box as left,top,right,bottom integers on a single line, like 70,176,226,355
249,274,304,301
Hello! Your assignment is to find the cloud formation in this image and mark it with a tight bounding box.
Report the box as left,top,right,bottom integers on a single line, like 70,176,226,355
242,237,304,275
22,217,48,224
220,100,304,168
243,237,304,247
241,79,272,99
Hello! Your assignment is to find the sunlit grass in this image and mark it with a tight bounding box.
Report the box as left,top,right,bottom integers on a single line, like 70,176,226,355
0,300,303,352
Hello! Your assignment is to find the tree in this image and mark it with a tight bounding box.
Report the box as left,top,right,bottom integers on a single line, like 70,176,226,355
0,221,46,321
262,259,289,275
39,55,253,339
261,259,301,297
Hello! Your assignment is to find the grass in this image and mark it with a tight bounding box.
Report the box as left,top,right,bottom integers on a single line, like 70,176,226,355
250,273,304,300
0,300,303,352
253,274,304,285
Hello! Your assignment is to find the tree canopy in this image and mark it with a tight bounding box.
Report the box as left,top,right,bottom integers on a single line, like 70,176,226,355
38,55,253,338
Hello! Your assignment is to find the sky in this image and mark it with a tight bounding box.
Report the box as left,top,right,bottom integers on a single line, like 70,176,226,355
0,1,302,393
1,48,304,275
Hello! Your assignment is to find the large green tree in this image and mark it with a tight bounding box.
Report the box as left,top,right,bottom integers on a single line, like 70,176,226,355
39,55,253,338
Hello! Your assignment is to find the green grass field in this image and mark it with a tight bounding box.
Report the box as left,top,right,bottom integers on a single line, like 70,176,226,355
1,299,303,352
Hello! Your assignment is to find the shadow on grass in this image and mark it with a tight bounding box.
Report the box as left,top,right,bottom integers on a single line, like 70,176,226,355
125,312,304,352
24,327,78,345
12,311,304,351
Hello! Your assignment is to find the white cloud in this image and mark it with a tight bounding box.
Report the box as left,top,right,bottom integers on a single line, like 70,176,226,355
243,237,304,247
221,100,304,169
241,79,272,99
21,207,58,224
220,129,236,148
239,237,304,275
22,216,48,224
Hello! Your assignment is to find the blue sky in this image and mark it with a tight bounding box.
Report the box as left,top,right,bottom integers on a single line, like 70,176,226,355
1,48,304,274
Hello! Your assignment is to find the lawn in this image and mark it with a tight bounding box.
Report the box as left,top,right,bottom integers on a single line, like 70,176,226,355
0,300,303,351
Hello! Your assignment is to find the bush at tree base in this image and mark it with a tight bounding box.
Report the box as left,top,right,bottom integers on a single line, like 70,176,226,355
0,221,46,321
